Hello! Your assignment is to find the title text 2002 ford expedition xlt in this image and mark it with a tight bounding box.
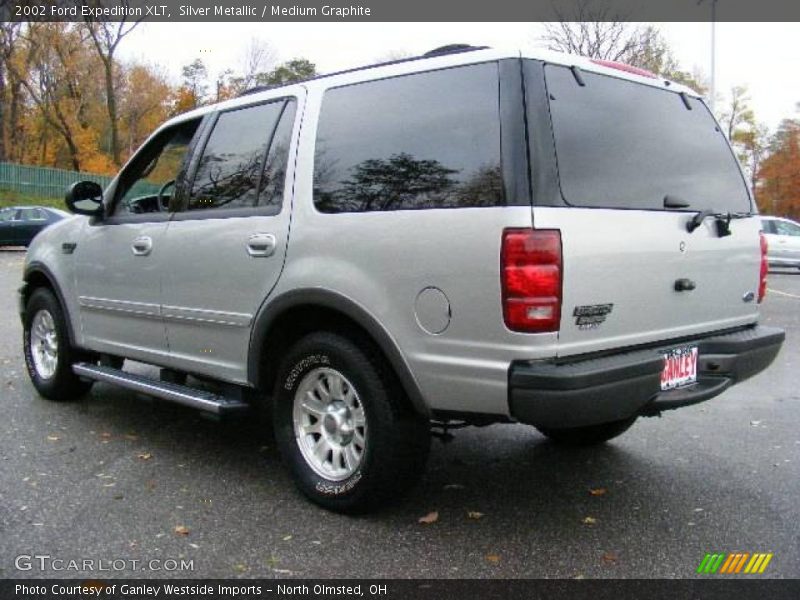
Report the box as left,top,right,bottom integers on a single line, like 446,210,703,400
20,45,784,512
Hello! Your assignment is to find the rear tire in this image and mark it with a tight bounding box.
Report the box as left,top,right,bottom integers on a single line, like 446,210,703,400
273,332,430,513
536,416,637,446
23,287,94,401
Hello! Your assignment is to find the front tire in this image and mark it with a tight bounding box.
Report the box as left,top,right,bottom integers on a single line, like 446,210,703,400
536,416,637,446
273,332,430,513
23,287,93,401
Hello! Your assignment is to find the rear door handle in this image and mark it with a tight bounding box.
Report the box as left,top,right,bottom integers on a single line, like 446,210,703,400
246,233,277,257
131,236,153,256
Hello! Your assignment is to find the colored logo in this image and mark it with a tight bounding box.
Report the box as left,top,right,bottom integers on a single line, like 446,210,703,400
697,552,773,574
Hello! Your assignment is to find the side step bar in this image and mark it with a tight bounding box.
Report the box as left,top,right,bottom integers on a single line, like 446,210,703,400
73,363,249,415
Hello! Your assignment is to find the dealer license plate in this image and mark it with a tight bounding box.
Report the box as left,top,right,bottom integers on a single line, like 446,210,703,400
660,346,698,391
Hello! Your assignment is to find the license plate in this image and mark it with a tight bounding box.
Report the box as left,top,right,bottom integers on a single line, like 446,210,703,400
660,346,699,391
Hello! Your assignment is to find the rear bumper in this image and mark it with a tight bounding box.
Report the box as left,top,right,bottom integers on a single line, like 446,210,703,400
509,325,785,429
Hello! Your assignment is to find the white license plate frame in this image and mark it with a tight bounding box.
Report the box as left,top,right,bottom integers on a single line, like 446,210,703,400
660,346,699,391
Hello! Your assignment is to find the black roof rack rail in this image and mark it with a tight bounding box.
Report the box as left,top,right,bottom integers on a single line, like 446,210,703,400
237,44,490,98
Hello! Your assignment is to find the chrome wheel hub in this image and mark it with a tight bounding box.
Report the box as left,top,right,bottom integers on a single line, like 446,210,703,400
30,309,58,380
293,367,366,481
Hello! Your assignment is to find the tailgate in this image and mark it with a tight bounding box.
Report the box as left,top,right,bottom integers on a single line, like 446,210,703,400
530,61,759,357
533,207,761,357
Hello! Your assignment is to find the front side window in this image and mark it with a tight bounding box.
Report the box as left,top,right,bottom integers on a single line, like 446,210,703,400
544,65,751,213
314,63,504,213
115,119,202,216
188,99,295,213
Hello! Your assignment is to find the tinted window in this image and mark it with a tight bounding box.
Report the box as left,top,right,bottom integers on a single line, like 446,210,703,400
544,65,750,212
189,99,293,212
0,209,18,222
258,101,296,210
762,220,776,234
314,63,504,212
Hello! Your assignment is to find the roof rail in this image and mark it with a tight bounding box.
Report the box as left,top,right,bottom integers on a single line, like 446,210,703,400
237,44,490,98
423,44,485,57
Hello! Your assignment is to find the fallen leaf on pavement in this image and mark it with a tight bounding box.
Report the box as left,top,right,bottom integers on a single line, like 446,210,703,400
46,435,60,442
100,432,112,439
486,554,501,564
602,551,618,563
174,525,190,536
137,452,152,461
418,511,439,524
443,483,465,490
589,488,607,496
467,511,484,520
582,516,598,525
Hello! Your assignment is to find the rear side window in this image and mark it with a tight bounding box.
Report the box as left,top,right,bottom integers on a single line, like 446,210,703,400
314,63,504,212
188,99,295,213
544,65,750,212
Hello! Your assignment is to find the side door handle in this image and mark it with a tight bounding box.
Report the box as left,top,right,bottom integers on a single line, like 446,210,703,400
131,236,153,256
246,233,277,258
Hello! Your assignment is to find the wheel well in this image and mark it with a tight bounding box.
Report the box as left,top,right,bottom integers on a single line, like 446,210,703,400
22,268,77,347
255,304,423,417
23,270,55,306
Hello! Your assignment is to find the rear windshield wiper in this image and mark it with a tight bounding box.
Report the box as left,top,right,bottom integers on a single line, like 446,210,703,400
686,210,752,236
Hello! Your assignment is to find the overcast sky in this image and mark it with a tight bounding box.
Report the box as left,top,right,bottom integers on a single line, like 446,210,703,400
119,22,800,132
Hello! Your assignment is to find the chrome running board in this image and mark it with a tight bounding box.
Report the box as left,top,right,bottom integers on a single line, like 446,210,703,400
72,363,249,415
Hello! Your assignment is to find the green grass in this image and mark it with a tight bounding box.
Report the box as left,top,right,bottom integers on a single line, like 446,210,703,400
0,188,66,210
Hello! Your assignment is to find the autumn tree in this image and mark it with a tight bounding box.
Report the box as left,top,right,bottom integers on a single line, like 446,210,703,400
175,58,209,113
82,10,142,165
718,85,768,197
257,58,317,87
539,9,706,93
757,119,800,218
8,23,109,171
119,63,172,156
0,22,23,162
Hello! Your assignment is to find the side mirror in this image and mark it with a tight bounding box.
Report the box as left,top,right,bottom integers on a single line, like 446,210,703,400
65,181,104,216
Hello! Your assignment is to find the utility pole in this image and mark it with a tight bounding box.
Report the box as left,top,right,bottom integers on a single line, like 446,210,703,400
698,0,718,112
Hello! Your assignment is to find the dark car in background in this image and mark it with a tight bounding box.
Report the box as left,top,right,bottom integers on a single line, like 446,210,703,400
0,206,69,248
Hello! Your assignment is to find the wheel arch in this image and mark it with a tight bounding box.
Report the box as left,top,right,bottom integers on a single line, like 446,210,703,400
22,262,77,347
248,288,430,418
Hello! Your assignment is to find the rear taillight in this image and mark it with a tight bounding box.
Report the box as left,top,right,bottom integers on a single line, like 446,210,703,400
501,228,562,333
758,231,768,303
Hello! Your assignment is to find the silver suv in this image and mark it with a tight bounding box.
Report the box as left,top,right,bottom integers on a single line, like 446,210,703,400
20,46,785,512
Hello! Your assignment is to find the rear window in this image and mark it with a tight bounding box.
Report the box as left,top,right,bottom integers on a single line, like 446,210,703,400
543,65,750,212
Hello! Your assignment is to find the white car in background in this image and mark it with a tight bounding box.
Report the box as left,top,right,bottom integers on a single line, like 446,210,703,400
762,216,800,269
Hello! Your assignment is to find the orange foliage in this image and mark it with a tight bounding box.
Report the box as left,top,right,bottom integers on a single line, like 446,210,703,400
757,121,800,219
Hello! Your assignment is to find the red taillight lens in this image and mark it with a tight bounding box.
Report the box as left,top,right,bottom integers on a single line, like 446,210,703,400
758,231,768,303
501,229,562,333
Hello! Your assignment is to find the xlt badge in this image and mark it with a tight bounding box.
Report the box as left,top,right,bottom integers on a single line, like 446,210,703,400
573,304,614,330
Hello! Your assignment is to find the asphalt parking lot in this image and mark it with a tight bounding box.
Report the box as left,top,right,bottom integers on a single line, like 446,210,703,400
0,248,798,579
